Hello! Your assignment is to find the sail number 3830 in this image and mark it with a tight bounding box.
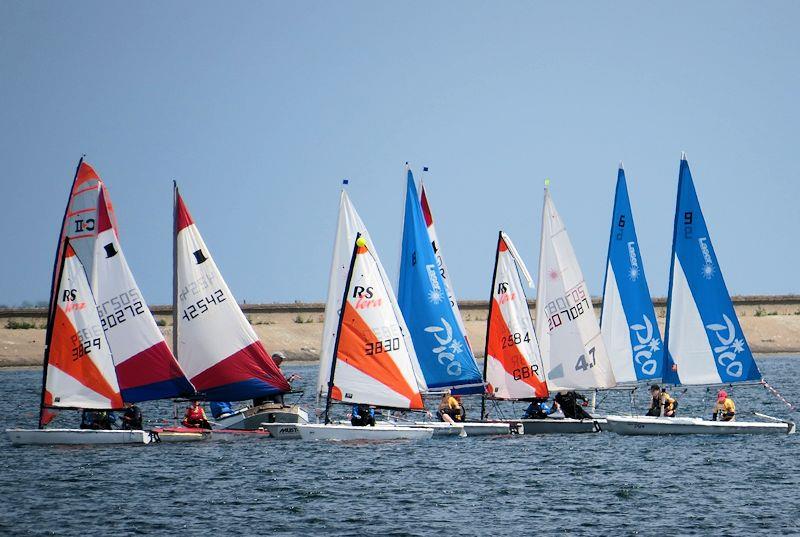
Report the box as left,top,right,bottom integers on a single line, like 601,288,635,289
365,337,400,356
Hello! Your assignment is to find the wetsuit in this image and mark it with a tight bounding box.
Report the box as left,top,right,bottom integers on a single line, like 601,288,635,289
351,405,375,426
554,392,592,420
121,405,143,430
523,400,555,419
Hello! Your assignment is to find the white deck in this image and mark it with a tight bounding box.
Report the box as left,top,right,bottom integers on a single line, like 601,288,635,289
6,428,152,446
297,423,434,441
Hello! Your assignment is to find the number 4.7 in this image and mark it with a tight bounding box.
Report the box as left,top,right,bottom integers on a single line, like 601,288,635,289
575,347,596,371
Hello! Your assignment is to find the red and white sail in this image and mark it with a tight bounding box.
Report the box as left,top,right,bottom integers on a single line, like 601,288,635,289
485,232,548,400
43,243,123,413
328,237,425,410
49,160,117,314
535,186,616,391
317,190,425,400
419,181,469,340
174,188,290,401
91,187,193,402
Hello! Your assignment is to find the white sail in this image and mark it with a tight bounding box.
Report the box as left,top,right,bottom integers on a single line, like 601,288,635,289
326,237,425,410
91,187,193,402
484,232,548,400
317,190,425,399
44,243,122,410
535,187,616,391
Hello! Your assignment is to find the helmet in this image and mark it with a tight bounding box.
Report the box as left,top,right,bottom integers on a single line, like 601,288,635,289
717,389,728,401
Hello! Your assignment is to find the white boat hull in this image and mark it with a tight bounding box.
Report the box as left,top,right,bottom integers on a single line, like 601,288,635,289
518,418,604,434
151,427,211,442
604,415,796,435
297,424,434,441
263,423,303,440
214,404,309,429
402,422,466,437
6,428,152,446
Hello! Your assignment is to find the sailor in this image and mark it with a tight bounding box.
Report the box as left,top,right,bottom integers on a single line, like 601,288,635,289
523,398,555,419
253,352,300,407
210,401,235,419
120,403,143,430
436,391,464,423
80,410,114,430
182,400,212,429
646,385,677,417
553,391,593,420
712,390,736,422
351,403,375,427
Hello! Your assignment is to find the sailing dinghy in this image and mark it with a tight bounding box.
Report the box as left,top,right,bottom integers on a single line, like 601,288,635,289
170,185,294,438
605,156,794,435
298,232,433,441
397,168,509,436
524,181,617,433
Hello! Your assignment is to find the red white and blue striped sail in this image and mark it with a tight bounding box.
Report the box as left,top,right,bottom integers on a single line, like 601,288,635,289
44,243,123,414
91,187,194,402
174,187,290,401
663,156,761,385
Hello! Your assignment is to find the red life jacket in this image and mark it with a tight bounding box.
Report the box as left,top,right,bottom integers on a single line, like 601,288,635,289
185,406,205,421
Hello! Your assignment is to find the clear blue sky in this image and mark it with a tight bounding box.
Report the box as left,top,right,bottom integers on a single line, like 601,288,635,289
1,2,798,306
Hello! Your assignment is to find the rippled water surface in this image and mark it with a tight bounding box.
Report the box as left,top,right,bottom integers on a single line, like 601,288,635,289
2,357,799,536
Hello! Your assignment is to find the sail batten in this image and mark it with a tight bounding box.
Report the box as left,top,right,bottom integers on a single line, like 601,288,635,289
600,167,663,383
398,169,482,391
663,158,761,386
174,188,290,401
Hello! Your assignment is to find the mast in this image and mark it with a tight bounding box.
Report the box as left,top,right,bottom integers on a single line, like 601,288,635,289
481,231,503,420
662,154,686,385
172,181,179,359
324,233,361,424
38,237,73,428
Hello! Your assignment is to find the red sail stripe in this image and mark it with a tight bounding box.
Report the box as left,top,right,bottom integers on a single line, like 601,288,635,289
114,341,185,391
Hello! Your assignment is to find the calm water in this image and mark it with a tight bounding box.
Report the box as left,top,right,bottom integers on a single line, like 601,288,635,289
2,357,799,536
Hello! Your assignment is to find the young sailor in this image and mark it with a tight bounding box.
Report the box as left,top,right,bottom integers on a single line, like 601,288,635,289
351,404,376,427
436,392,465,423
523,398,556,419
554,391,593,420
646,385,677,417
712,390,736,422
182,401,212,429
120,404,143,430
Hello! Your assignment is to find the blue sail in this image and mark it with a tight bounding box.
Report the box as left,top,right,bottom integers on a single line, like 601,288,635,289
663,156,761,385
398,169,483,390
600,165,663,383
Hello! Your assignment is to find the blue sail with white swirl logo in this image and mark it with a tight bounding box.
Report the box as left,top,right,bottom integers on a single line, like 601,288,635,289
600,164,663,383
398,169,483,391
662,156,761,385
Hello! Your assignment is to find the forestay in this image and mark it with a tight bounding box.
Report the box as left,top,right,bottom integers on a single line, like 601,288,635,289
484,232,548,400
316,190,424,400
327,237,425,410
663,156,761,385
600,164,663,383
91,187,194,402
535,185,616,391
44,243,123,412
174,187,290,401
398,169,482,391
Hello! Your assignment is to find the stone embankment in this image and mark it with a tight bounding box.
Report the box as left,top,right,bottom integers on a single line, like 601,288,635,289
2,295,799,367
